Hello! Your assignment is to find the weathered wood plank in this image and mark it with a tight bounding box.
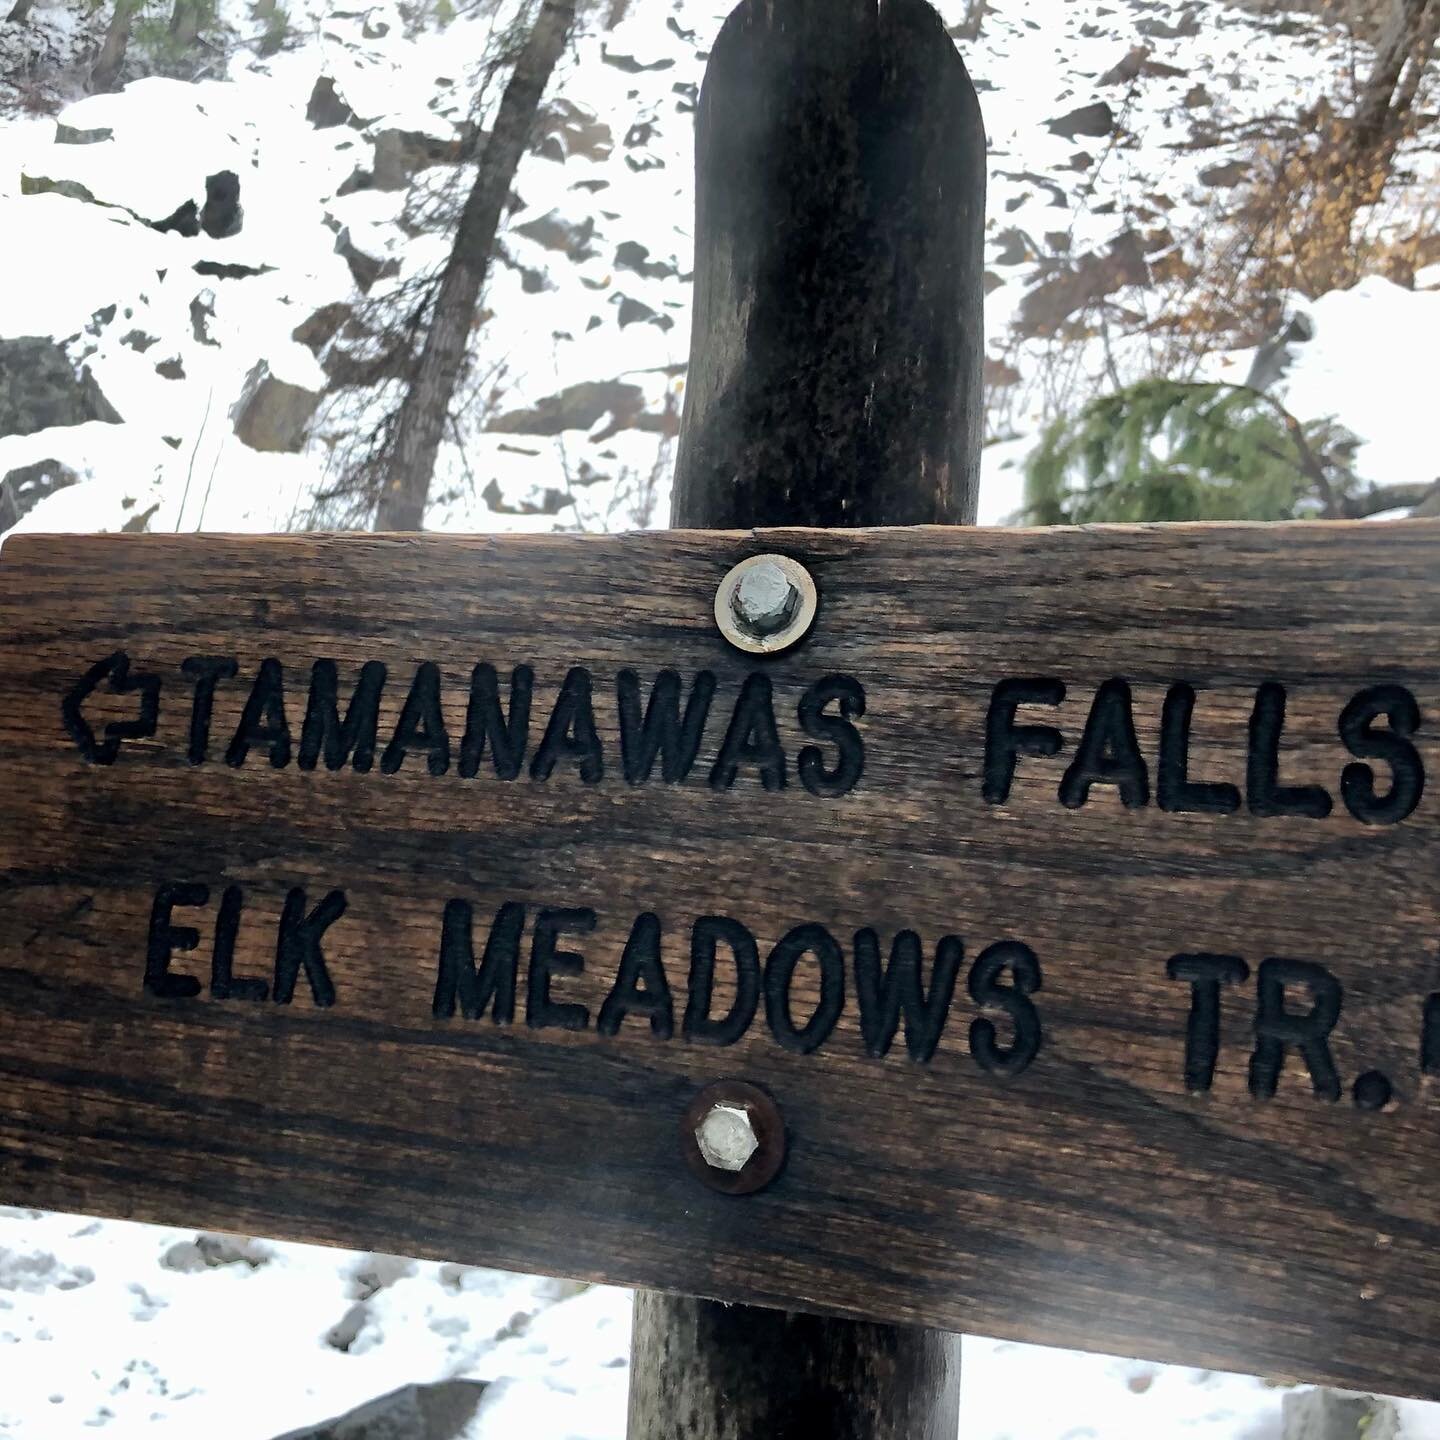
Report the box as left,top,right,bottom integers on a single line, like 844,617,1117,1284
3,522,1440,1397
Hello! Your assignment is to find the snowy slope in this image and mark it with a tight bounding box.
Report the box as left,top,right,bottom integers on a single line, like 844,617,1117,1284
12,1205,1440,1440
2,0,1435,536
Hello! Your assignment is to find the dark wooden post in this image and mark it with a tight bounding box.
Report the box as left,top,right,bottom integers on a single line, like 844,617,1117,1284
669,0,986,530
630,0,986,1435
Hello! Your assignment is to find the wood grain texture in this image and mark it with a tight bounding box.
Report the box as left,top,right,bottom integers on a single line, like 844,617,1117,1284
651,0,978,1415
671,0,986,529
628,1294,962,1440
3,522,1440,1397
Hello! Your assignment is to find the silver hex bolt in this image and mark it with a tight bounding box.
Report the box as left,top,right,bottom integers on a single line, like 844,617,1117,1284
681,1080,786,1196
732,560,800,637
714,554,818,655
695,1103,760,1174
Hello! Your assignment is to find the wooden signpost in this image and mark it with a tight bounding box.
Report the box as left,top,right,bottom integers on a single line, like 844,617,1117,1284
3,1,1438,1434
4,520,1440,1403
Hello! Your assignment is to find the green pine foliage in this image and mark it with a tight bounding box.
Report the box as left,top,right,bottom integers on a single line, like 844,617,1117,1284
1020,379,1355,525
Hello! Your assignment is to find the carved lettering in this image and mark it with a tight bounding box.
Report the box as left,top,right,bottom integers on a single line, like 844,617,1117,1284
531,669,603,784
797,675,866,798
227,658,291,770
710,673,786,792
273,887,347,1007
433,899,524,1022
527,907,595,1030
683,916,761,1046
983,678,1064,804
853,928,961,1062
1249,957,1342,1101
1167,953,1248,1093
64,652,162,766
300,660,387,773
968,941,1043,1077
597,912,674,1038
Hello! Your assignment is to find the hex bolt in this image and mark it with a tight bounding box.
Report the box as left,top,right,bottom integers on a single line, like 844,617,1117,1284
731,559,801,637
695,1103,760,1173
681,1080,786,1196
714,555,819,656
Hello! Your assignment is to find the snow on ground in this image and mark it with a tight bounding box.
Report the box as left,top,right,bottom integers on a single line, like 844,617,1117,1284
1275,277,1440,495
12,1205,1440,1440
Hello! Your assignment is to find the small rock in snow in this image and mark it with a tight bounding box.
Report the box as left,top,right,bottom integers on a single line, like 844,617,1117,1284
0,458,80,534
0,337,121,437
272,1379,489,1439
1047,100,1115,139
231,362,321,453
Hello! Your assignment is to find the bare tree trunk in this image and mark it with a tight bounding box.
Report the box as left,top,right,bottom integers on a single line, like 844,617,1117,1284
170,0,204,50
953,0,986,42
1350,0,1438,159
90,0,141,90
1393,0,1440,114
5,0,36,25
374,0,577,532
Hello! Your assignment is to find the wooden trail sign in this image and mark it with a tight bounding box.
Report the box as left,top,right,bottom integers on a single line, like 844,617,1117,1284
4,521,1440,1398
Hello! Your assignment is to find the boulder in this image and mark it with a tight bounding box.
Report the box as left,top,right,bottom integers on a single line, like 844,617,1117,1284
19,173,99,204
193,260,274,280
481,477,570,516
0,338,121,438
191,292,219,346
306,75,357,129
335,228,399,293
1281,1390,1400,1440
601,43,673,73
514,209,596,261
991,227,1034,266
534,99,613,164
292,303,353,354
161,1233,271,1272
369,128,464,191
1018,231,1151,337
55,121,114,145
154,199,201,237
231,362,320,453
201,170,243,239
1245,312,1316,393
1047,101,1115,139
152,171,243,240
0,458,80,534
1137,9,1201,39
614,294,673,330
1200,159,1250,188
614,240,679,280
487,379,648,438
271,1380,488,1440
1098,46,1187,86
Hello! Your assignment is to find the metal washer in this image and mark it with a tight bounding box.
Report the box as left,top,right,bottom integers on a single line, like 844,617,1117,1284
714,553,819,655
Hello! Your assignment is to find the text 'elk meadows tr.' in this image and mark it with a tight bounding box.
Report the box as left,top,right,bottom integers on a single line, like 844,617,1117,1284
2,519,1440,1398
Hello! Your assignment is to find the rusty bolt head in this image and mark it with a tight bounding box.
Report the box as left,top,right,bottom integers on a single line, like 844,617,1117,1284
681,1080,785,1196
